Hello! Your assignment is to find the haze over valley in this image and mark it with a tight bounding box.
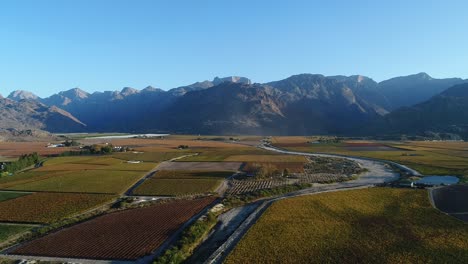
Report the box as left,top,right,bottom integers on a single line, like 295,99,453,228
1,72,467,140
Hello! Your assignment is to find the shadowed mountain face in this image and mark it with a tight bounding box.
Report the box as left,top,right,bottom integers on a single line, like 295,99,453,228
4,73,467,136
152,75,384,135
377,72,465,111
367,83,468,138
0,98,86,133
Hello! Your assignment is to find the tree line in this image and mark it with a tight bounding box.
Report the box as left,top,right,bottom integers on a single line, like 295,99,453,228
1,153,40,174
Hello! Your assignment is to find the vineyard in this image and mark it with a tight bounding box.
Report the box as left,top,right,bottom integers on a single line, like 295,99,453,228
227,178,298,195
151,170,232,179
0,155,157,194
5,170,146,194
133,178,223,196
297,173,348,184
224,155,307,162
229,155,364,194
132,170,231,196
12,197,216,260
112,151,191,162
157,161,242,171
0,192,115,223
225,188,468,263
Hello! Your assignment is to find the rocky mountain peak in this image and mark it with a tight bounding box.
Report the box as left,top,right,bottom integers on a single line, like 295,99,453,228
213,76,252,86
120,87,140,96
7,90,41,101
59,88,89,99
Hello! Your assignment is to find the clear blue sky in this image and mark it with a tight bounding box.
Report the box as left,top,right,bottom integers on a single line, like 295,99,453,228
1,0,467,97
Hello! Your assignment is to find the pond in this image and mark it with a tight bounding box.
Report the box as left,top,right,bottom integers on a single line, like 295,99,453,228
416,176,459,185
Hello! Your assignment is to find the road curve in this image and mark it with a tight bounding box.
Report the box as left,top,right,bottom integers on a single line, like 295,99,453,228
205,143,417,264
260,144,421,178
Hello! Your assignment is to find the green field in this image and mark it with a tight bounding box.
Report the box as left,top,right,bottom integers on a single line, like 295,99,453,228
133,178,223,196
0,155,156,194
0,191,30,202
226,188,468,263
132,170,230,196
39,156,157,172
0,224,34,241
5,170,145,194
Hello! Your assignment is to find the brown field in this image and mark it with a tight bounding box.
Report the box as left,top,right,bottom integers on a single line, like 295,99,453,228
12,197,216,260
0,192,115,223
224,155,306,162
156,161,242,171
152,170,233,179
112,151,191,162
243,162,305,173
39,156,157,172
82,137,248,151
0,142,74,158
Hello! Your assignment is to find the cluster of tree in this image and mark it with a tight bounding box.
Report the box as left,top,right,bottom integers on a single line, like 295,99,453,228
1,153,40,173
250,163,290,179
59,145,132,156
86,144,114,154
177,145,189,149
63,140,80,147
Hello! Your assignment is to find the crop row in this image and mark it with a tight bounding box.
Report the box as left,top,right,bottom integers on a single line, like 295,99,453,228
297,173,346,184
0,192,116,223
133,178,223,196
228,179,297,195
225,188,468,263
12,197,216,260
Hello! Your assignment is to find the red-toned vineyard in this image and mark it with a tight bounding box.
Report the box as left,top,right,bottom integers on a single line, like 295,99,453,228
12,197,216,260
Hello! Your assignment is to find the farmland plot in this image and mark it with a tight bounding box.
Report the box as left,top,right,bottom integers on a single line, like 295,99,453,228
0,224,34,241
226,188,468,263
225,155,307,163
6,170,146,194
156,162,242,171
243,162,305,173
133,178,223,196
12,197,216,260
0,191,30,202
228,178,298,195
133,170,232,196
152,170,232,179
0,192,115,223
113,151,190,162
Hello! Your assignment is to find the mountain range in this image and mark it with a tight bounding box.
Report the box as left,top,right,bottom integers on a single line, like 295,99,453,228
2,73,468,138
